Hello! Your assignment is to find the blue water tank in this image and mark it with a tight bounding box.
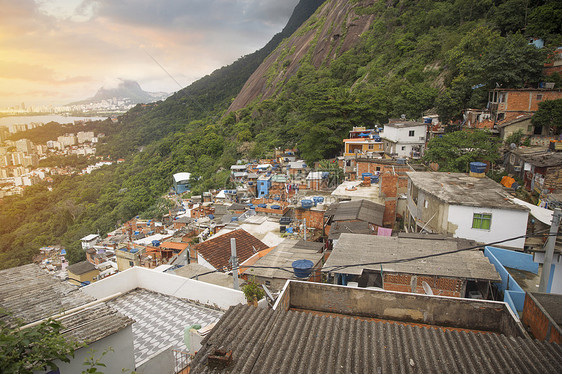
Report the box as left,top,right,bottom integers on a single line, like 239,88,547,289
301,199,313,209
372,175,380,183
362,173,373,180
231,217,239,222
151,240,160,247
247,204,255,209
313,196,324,204
424,117,432,123
292,259,314,278
258,204,267,208
470,162,486,173
271,205,281,210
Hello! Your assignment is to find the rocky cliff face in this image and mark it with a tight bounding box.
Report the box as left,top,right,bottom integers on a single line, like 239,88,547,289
228,0,376,113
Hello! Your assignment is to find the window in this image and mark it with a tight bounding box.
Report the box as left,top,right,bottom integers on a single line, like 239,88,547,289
537,94,543,101
401,146,406,151
472,213,492,230
129,261,134,267
409,130,415,136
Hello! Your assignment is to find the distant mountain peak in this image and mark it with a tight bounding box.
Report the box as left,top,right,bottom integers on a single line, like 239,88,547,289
69,79,169,106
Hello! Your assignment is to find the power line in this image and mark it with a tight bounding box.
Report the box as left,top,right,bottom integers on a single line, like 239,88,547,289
188,230,556,280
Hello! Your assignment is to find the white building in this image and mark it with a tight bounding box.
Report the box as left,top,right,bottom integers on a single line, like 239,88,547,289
81,234,101,250
406,172,529,249
381,120,427,158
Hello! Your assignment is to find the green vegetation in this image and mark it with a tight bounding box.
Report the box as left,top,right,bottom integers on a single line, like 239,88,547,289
0,0,558,269
242,277,266,303
0,316,79,374
531,98,562,133
423,130,501,172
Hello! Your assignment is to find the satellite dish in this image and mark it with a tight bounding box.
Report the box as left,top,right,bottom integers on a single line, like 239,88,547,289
422,281,434,295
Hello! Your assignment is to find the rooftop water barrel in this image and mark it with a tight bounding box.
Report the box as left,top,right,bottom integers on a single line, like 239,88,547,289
424,117,432,123
271,205,281,210
362,172,373,180
313,196,324,204
151,240,160,247
292,259,314,278
258,203,267,208
301,199,313,209
247,204,255,209
469,162,486,174
372,175,379,183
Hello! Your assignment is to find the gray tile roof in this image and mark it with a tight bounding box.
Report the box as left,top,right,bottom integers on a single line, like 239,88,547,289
190,305,562,373
329,199,385,225
0,264,133,344
323,233,501,281
407,172,529,211
67,260,97,275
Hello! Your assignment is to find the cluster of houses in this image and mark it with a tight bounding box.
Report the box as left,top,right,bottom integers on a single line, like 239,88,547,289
0,126,106,197
4,84,562,372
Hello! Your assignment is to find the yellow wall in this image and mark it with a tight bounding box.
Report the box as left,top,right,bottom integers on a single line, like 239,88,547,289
68,269,99,286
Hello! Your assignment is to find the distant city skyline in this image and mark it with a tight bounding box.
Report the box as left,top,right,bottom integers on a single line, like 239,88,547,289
0,0,299,107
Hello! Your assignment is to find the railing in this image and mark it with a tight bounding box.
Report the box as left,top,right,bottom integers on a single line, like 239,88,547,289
173,349,192,374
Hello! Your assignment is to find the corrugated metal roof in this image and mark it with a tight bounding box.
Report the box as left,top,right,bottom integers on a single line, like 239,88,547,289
190,305,562,373
331,199,384,225
0,264,133,344
323,233,501,281
328,220,374,240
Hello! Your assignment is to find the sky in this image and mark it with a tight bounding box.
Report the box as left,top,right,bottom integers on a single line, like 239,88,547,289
0,0,300,108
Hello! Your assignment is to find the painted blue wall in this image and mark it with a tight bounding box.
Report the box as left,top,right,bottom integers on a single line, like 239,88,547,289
484,246,530,315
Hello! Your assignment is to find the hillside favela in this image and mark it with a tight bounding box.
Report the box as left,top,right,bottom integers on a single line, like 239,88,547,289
1,1,562,373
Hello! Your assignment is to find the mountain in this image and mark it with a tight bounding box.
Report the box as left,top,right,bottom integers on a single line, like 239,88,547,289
0,0,556,269
69,79,169,106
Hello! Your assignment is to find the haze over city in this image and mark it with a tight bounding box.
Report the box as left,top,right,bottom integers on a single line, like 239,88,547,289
0,0,299,108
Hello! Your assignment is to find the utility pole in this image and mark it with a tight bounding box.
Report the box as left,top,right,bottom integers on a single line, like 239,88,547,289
538,208,561,292
303,218,307,241
230,238,239,290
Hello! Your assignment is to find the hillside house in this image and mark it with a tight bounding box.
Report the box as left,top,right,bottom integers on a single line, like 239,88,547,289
67,260,99,286
323,233,499,298
342,127,384,157
0,264,135,374
189,281,562,373
172,172,191,193
80,233,100,250
505,148,562,192
406,172,529,248
498,115,534,141
381,120,427,158
488,88,562,123
193,229,269,272
325,199,384,244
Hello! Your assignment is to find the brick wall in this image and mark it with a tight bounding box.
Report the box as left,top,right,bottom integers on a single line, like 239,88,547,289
501,90,562,112
383,273,463,297
295,208,325,230
522,294,562,344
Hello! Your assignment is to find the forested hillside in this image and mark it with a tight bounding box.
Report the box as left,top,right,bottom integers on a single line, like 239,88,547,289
0,0,560,269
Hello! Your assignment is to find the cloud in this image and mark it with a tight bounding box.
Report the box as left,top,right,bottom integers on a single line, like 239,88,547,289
0,0,300,106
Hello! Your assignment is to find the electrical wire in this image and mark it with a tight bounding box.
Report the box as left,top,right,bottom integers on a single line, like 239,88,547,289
188,230,557,280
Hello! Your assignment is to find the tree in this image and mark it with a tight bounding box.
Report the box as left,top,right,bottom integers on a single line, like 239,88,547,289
531,99,562,133
423,130,501,172
0,317,79,374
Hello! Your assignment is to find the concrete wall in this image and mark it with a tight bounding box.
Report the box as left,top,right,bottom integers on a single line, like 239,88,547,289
82,267,246,310
136,345,175,374
50,324,135,374
534,251,562,294
278,281,526,336
280,281,526,337
448,205,528,248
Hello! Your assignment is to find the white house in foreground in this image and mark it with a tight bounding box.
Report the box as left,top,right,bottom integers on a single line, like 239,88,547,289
406,172,529,249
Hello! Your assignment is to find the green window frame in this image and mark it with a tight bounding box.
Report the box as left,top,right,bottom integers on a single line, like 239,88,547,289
472,213,492,230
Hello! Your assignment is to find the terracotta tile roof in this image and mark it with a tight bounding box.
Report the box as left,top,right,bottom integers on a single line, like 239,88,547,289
159,241,189,251
195,229,268,271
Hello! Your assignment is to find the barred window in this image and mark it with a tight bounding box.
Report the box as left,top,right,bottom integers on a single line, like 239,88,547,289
472,213,492,230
